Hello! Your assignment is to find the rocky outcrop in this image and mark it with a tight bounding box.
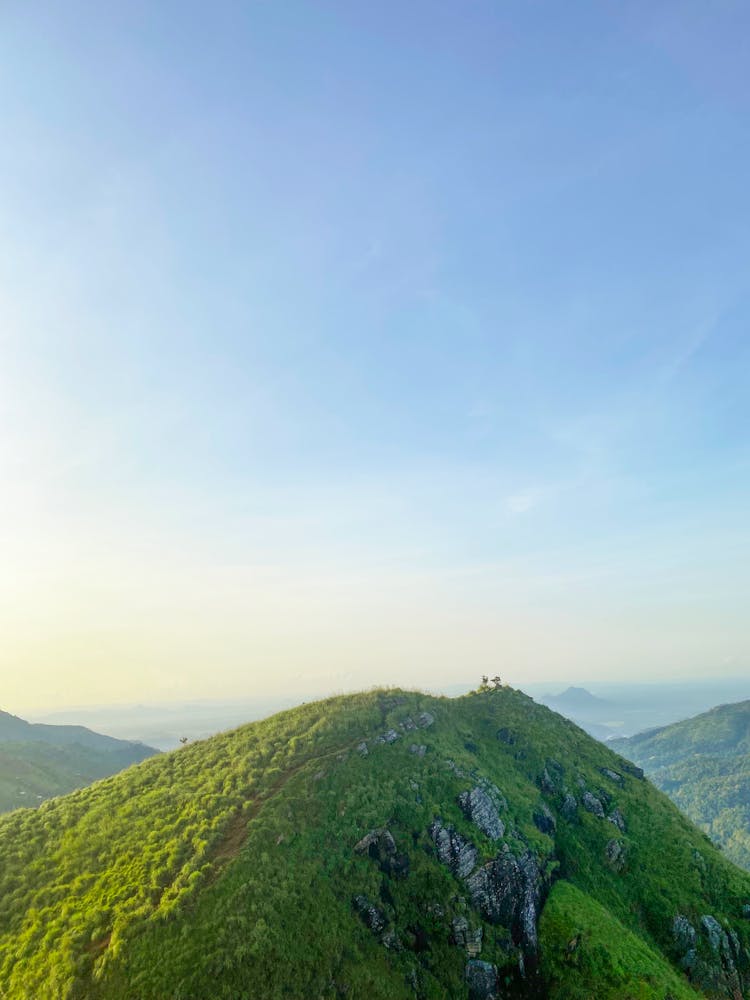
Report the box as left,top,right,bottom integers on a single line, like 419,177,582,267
582,791,605,818
607,808,626,832
353,895,386,934
599,767,624,785
533,804,556,835
354,828,409,877
465,959,498,1000
465,846,545,953
409,743,426,756
429,819,478,878
605,838,626,872
417,711,435,728
376,729,400,744
356,741,369,756
458,786,505,840
452,915,483,956
561,793,578,820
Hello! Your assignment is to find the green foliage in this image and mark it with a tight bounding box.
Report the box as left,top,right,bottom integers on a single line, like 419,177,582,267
613,700,750,869
0,741,155,814
540,881,700,999
0,689,748,999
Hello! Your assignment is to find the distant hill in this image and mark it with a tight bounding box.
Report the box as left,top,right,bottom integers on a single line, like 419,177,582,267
0,709,158,813
612,700,750,870
1,687,749,999
541,686,611,714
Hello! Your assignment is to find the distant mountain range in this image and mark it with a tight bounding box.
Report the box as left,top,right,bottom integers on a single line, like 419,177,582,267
0,709,158,813
612,700,750,870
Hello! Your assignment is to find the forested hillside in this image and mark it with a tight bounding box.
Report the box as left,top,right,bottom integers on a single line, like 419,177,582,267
0,709,157,813
1,688,749,999
612,700,750,871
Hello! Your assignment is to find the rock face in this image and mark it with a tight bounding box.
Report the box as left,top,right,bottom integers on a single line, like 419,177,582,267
600,767,624,785
582,791,605,818
429,819,478,878
417,711,435,728
561,794,578,820
465,959,498,1000
466,847,544,953
458,786,505,840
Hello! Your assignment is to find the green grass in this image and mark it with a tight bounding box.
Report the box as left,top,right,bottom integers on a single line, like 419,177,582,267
1,688,749,999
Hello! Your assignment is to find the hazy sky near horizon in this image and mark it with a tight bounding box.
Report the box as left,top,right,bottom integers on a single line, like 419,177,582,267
2,1,749,711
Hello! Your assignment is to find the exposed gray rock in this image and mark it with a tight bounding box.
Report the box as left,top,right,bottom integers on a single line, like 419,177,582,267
353,895,386,934
354,828,409,877
356,741,369,756
445,759,468,778
409,743,426,757
429,819,478,878
458,786,505,840
465,959,498,1000
377,729,400,744
600,767,624,785
620,760,644,780
381,928,401,950
533,804,556,835
605,838,626,871
582,791,605,818
607,808,626,832
452,915,483,956
539,768,556,795
465,846,544,953
743,903,750,919
400,717,417,731
417,711,435,728
673,914,697,953
701,914,726,954
561,794,578,820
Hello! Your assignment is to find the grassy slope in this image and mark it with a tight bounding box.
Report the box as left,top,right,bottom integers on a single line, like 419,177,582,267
0,741,157,813
612,701,750,870
0,688,748,1000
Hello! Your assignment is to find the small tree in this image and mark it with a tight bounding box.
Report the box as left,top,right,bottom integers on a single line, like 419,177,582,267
478,675,490,692
179,736,189,746
490,675,502,690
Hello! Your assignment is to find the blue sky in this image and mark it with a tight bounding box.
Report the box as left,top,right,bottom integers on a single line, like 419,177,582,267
1,2,749,708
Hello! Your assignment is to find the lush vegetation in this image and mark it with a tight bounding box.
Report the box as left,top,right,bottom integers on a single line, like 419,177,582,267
612,700,750,870
0,688,748,999
0,740,156,813
0,709,157,814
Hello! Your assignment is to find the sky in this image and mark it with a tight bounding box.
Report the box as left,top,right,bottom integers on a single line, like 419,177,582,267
1,1,749,712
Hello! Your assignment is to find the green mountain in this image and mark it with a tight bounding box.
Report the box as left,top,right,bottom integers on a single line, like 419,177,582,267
0,709,158,813
1,688,749,1000
611,700,750,871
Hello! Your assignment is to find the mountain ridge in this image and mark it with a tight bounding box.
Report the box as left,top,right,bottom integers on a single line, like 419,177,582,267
1,687,749,999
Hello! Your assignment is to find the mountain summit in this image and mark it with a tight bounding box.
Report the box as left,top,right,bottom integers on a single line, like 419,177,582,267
1,687,749,999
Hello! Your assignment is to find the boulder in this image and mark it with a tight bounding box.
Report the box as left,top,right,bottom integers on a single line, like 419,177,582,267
417,711,435,728
354,828,409,877
599,767,624,785
409,744,427,757
605,838,626,871
357,741,369,756
607,808,626,832
561,794,578,820
582,791,605,818
377,729,400,744
465,959,498,1000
